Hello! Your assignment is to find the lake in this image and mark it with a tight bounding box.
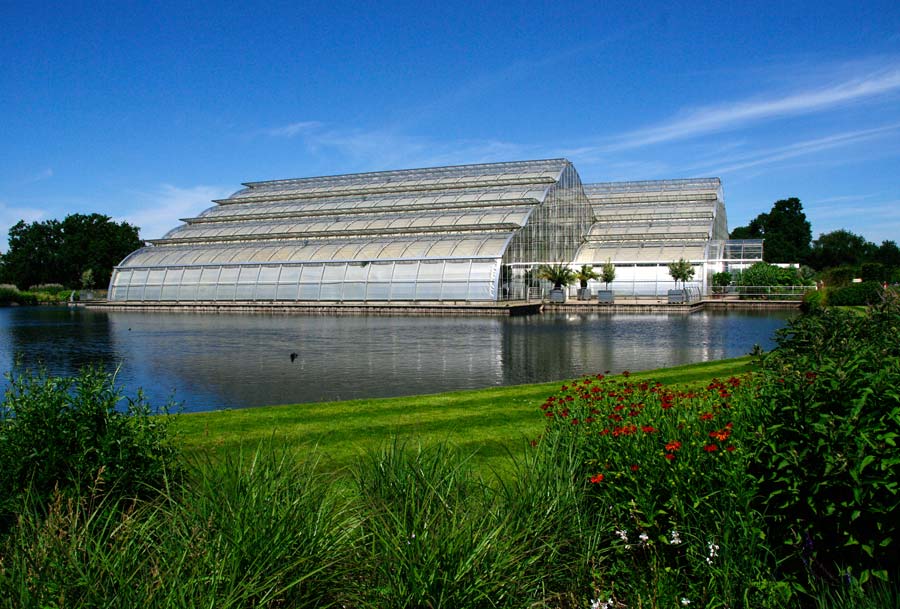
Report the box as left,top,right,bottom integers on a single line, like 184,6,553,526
0,306,794,412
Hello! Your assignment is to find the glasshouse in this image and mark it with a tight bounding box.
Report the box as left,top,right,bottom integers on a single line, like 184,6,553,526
108,159,761,303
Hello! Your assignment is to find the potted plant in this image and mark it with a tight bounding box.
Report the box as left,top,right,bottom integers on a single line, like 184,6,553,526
597,259,616,304
536,263,576,303
667,258,695,304
711,271,732,298
574,264,600,300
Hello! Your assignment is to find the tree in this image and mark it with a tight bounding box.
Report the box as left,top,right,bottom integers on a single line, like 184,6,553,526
730,197,811,264
667,258,695,289
805,229,874,271
574,264,600,289
600,259,616,289
874,240,900,269
536,263,576,289
1,214,141,290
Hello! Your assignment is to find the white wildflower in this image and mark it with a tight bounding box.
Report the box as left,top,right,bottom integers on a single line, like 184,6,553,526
614,529,628,542
706,540,720,565
669,529,682,544
681,598,691,605
638,532,649,544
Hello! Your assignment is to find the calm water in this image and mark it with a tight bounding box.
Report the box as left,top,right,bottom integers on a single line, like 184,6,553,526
0,306,794,413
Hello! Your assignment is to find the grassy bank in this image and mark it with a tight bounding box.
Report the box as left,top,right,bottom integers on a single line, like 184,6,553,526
174,356,757,469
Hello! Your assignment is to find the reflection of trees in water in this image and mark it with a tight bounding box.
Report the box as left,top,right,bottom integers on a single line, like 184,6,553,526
3,309,794,413
3,307,115,376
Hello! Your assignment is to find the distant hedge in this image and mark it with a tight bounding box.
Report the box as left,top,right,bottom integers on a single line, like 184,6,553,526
827,281,884,306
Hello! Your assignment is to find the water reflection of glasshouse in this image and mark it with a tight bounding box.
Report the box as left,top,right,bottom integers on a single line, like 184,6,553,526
109,159,762,302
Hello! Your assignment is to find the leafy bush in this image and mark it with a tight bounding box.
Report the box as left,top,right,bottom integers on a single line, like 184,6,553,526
752,297,900,586
827,281,884,306
0,287,36,306
802,288,827,312
821,266,857,288
0,367,180,531
27,283,67,294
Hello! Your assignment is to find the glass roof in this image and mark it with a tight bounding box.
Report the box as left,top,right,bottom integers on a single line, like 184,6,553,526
157,208,532,243
194,186,547,220
223,159,567,203
575,243,709,263
121,234,514,268
584,178,721,195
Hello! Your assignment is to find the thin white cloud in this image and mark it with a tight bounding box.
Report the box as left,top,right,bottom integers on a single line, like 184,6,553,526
121,184,232,241
599,64,900,151
258,121,323,138
687,123,900,175
22,168,54,184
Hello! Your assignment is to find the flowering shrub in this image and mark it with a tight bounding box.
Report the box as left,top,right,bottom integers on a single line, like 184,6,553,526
751,296,900,586
538,373,775,605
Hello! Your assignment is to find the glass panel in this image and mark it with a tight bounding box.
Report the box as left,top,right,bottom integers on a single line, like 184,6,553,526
368,262,393,281
218,267,239,283
258,266,280,282
322,264,346,281
147,269,166,284
238,267,259,283
417,262,443,281
279,266,302,283
470,261,496,281
160,284,179,300
197,284,216,300
164,268,183,285
366,282,390,300
144,285,163,300
300,265,324,282
319,282,342,300
443,261,470,281
111,286,128,300
344,263,368,281
200,267,220,283
276,284,298,300
235,284,255,299
217,283,236,300
441,283,467,299
131,270,149,285
342,282,365,300
390,283,415,299
178,284,198,300
127,285,145,300
415,282,441,300
182,268,201,283
113,270,131,286
256,284,276,300
298,282,321,299
468,282,493,300
392,262,418,280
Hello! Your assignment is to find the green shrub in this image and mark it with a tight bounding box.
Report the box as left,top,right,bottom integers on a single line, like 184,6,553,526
27,283,67,294
752,298,900,587
827,281,884,306
821,266,857,288
0,287,36,306
0,367,181,531
802,288,827,312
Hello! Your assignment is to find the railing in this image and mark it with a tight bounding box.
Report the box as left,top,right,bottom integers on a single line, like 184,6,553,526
709,285,811,301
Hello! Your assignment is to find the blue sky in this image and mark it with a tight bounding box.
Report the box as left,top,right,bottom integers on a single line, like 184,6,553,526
2,1,900,252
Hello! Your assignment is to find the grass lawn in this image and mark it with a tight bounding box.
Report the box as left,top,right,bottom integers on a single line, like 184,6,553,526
174,355,757,471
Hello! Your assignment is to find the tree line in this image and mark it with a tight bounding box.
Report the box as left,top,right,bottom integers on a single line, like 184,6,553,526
0,214,142,290
730,197,900,282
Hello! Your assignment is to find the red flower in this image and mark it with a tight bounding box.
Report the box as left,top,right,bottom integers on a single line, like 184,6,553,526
571,418,580,426
630,464,639,472
726,445,736,452
665,441,682,452
622,371,631,377
641,425,656,433
590,473,605,483
585,417,595,424
561,385,569,391
664,453,676,461
545,412,554,418
704,443,718,452
709,429,731,442
699,412,714,421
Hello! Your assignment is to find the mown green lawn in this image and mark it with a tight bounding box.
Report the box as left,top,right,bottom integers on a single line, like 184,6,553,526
174,355,757,470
